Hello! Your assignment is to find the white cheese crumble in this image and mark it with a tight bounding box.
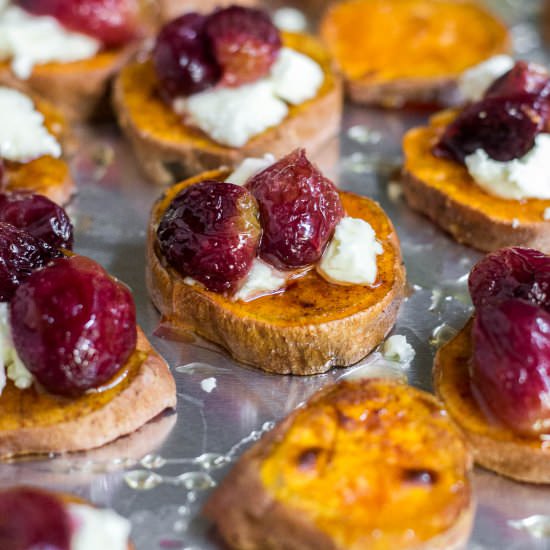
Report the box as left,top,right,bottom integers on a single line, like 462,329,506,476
0,302,33,395
180,80,289,148
69,504,131,550
234,258,287,302
200,377,217,393
318,217,383,285
0,86,61,161
226,154,275,186
175,48,323,147
273,7,307,32
270,48,323,105
458,55,514,102
387,181,403,202
544,207,550,221
382,335,415,365
465,134,550,200
0,4,100,79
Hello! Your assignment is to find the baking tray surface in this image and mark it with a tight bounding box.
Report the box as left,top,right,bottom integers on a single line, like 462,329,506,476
2,1,550,548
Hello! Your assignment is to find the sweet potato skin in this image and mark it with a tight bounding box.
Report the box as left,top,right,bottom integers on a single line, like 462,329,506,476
204,379,474,550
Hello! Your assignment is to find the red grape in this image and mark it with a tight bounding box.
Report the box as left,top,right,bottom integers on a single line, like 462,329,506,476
473,299,550,435
433,94,549,163
10,255,137,397
205,6,281,86
0,487,71,550
17,0,140,48
153,13,221,99
0,192,73,250
157,181,261,293
246,149,344,270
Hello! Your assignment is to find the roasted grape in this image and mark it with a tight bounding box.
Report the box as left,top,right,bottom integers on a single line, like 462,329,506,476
473,299,550,435
0,192,73,250
153,13,221,99
0,487,71,550
485,61,550,100
205,6,281,86
469,247,550,311
246,149,344,270
0,222,55,302
433,94,548,163
17,0,140,47
157,181,261,293
10,256,137,397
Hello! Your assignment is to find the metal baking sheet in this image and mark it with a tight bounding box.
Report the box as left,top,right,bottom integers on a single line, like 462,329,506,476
2,1,550,549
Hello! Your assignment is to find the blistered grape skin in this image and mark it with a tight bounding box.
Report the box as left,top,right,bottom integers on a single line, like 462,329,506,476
485,61,550,100
17,0,140,47
205,6,281,86
158,181,261,293
0,487,71,550
246,149,344,270
0,192,73,250
469,247,550,312
472,299,550,436
153,13,221,99
0,222,55,302
10,255,137,397
433,94,548,163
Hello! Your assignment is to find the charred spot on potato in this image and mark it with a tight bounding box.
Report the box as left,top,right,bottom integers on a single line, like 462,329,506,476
296,447,323,471
402,468,439,486
335,408,358,430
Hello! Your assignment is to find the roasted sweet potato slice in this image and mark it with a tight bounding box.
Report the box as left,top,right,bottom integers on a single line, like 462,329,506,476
320,0,509,107
403,110,550,252
205,379,474,550
113,32,342,185
435,320,550,484
0,329,176,458
146,169,405,375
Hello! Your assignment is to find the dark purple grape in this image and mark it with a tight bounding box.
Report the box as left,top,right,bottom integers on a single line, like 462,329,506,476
485,60,550,100
17,0,140,47
0,487,71,550
473,299,550,435
153,13,221,99
433,94,549,163
205,6,281,86
246,149,344,270
10,255,137,397
0,192,73,250
157,180,260,293
0,222,57,302
469,247,550,312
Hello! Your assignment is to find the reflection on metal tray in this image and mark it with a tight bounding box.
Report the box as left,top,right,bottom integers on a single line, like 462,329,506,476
2,1,550,549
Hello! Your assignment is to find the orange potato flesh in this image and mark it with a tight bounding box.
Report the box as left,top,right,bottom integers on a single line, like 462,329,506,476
260,379,472,549
321,0,509,83
403,109,550,224
0,349,145,433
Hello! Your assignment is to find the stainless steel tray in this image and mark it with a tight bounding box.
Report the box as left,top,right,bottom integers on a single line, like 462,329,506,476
2,1,550,548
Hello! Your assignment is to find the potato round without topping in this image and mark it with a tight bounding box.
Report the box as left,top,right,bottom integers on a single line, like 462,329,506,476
204,379,473,550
